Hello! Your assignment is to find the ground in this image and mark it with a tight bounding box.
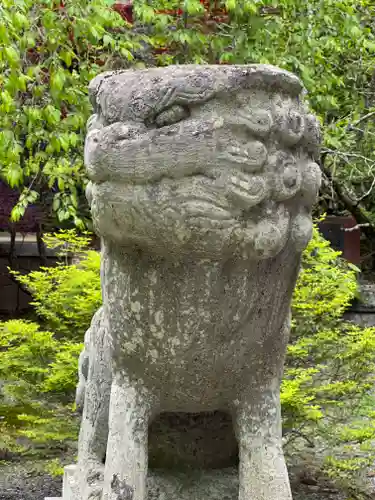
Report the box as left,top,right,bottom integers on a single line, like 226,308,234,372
0,459,355,500
0,461,62,500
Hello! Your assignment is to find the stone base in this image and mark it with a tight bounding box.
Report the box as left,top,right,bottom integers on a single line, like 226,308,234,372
57,464,239,500
147,468,238,500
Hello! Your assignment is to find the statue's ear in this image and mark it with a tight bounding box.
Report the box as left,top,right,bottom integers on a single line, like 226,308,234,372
88,71,115,110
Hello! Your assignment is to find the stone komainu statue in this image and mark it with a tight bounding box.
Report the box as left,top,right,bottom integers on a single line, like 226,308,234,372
71,65,321,500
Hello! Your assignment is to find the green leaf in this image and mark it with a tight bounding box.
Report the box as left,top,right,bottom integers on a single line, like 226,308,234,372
12,12,30,29
57,178,65,191
120,48,133,60
225,0,236,11
0,23,9,44
69,133,79,147
347,263,361,273
102,34,113,47
0,91,14,112
52,196,60,211
5,46,20,67
10,205,24,221
50,70,66,93
59,51,73,67
44,105,61,125
50,135,61,153
6,165,23,187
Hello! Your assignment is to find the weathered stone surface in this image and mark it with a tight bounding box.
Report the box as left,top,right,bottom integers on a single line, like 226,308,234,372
71,64,321,500
61,464,240,500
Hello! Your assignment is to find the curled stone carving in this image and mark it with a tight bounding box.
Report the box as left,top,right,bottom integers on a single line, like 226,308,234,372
63,64,321,500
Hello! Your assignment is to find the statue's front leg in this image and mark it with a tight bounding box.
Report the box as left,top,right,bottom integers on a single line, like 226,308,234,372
102,373,157,500
234,379,292,500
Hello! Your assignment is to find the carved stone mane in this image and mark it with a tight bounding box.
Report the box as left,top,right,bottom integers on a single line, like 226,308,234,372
69,64,321,500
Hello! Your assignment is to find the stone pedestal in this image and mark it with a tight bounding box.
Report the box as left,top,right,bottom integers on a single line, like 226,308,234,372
44,464,78,500
62,464,79,500
59,464,239,500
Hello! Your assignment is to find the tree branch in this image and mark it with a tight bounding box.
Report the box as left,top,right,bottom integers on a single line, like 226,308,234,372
343,223,370,232
320,156,375,240
351,111,375,127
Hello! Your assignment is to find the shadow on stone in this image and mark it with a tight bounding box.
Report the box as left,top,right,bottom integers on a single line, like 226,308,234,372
148,411,238,471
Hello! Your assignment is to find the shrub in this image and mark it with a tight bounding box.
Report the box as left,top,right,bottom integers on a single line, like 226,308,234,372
11,229,101,341
0,231,96,457
0,320,80,457
284,227,375,495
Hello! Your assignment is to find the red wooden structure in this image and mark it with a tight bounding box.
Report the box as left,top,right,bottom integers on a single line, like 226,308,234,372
112,1,228,25
0,182,45,233
318,216,361,266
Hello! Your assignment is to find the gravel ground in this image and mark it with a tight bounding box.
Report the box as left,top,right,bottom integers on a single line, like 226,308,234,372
0,462,62,500
0,460,350,500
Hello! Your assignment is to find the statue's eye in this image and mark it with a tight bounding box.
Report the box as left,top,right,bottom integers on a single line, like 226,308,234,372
154,105,189,128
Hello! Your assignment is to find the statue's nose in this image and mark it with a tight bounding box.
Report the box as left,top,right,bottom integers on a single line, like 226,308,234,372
85,121,148,183
88,121,147,143
105,122,148,141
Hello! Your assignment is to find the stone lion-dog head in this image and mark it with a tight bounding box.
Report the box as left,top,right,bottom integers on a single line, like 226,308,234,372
85,64,321,261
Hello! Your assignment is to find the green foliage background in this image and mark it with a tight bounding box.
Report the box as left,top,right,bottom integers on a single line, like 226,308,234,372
1,0,375,229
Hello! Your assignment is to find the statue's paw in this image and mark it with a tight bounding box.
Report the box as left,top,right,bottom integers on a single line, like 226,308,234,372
87,487,103,500
86,464,104,484
81,463,104,500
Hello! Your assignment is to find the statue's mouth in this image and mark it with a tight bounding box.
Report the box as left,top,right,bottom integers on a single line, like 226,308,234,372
86,168,271,224
87,170,304,260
